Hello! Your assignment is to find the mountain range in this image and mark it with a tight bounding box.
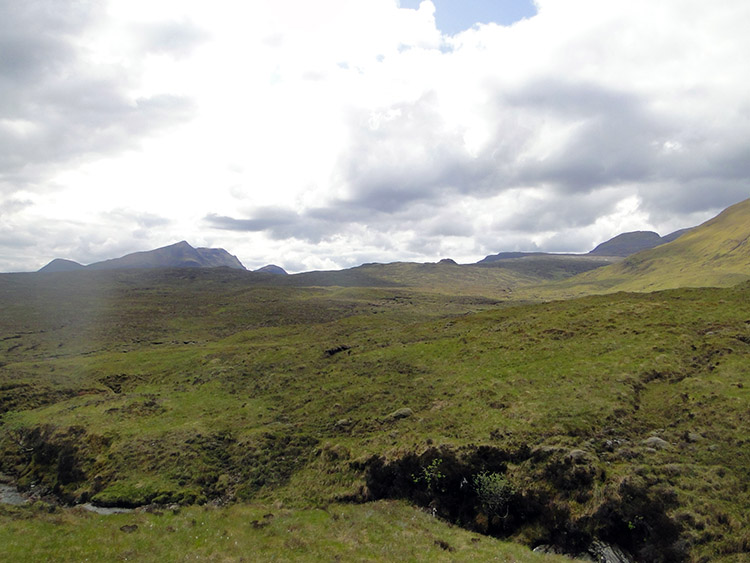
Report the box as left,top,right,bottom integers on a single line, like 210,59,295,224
38,241,248,273
37,227,693,278
34,199,750,296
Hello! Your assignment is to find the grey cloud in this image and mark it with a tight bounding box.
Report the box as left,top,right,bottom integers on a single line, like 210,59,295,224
324,74,748,252
205,209,298,233
0,196,33,217
501,189,626,232
102,209,172,230
336,94,499,213
0,1,195,191
136,19,209,58
0,1,95,82
331,81,663,223
206,70,749,262
205,209,338,244
638,180,750,219
503,81,664,192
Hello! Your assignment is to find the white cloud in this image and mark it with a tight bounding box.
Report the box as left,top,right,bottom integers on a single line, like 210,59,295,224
1,0,749,272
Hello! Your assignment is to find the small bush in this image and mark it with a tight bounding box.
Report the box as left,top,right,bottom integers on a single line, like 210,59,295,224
473,471,514,518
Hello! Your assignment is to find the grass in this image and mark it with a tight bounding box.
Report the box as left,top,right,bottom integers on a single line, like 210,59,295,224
2,266,750,560
0,500,571,562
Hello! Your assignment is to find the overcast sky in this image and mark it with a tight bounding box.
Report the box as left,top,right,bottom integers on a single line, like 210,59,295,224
1,0,749,273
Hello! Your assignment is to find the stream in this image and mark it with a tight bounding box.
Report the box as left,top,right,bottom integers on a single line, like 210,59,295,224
0,483,28,506
0,480,133,514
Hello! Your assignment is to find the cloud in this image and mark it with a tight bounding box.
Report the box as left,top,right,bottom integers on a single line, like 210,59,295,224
0,0,195,193
135,19,209,58
3,0,750,272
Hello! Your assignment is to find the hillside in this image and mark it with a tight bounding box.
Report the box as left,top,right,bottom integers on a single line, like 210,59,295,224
3,200,750,561
281,261,535,297
540,198,750,297
2,266,750,561
476,253,620,280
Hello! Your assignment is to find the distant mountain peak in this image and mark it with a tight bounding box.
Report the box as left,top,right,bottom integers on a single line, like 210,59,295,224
588,231,663,257
589,229,692,257
255,264,288,275
37,258,85,273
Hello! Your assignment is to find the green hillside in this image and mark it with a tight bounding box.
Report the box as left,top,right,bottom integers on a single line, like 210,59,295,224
538,198,750,297
2,266,750,561
281,260,536,297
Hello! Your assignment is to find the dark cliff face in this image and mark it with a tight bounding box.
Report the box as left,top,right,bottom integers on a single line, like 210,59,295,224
38,241,246,272
195,247,245,270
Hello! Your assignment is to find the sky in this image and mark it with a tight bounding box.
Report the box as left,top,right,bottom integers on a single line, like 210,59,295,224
1,0,749,273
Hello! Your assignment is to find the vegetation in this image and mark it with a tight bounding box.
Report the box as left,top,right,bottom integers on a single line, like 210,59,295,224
1,199,750,561
474,472,514,518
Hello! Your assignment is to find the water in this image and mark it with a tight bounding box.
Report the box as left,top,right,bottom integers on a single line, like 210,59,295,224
0,481,132,514
0,483,28,506
80,503,133,515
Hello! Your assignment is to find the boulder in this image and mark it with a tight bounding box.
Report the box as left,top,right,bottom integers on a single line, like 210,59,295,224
385,408,413,421
643,436,670,449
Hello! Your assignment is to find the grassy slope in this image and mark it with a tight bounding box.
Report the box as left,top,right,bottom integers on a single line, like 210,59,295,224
2,267,750,560
537,198,750,298
1,500,566,562
0,269,563,561
282,261,535,297
475,254,621,281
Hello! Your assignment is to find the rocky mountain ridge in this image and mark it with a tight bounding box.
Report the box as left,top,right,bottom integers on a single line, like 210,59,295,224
38,241,245,272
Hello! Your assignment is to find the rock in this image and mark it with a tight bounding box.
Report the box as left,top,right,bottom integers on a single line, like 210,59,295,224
385,407,413,421
686,432,702,443
586,540,634,563
533,544,564,554
567,449,593,464
535,541,633,563
643,436,670,449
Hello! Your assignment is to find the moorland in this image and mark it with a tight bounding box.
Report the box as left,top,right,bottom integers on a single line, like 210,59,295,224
1,199,749,562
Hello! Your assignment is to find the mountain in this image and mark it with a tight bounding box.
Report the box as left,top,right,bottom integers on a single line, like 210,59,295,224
38,241,245,272
588,230,663,256
557,198,750,294
254,264,288,275
588,229,691,256
475,227,694,282
37,258,86,273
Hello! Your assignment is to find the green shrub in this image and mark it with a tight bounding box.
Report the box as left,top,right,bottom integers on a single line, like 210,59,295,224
473,471,514,517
